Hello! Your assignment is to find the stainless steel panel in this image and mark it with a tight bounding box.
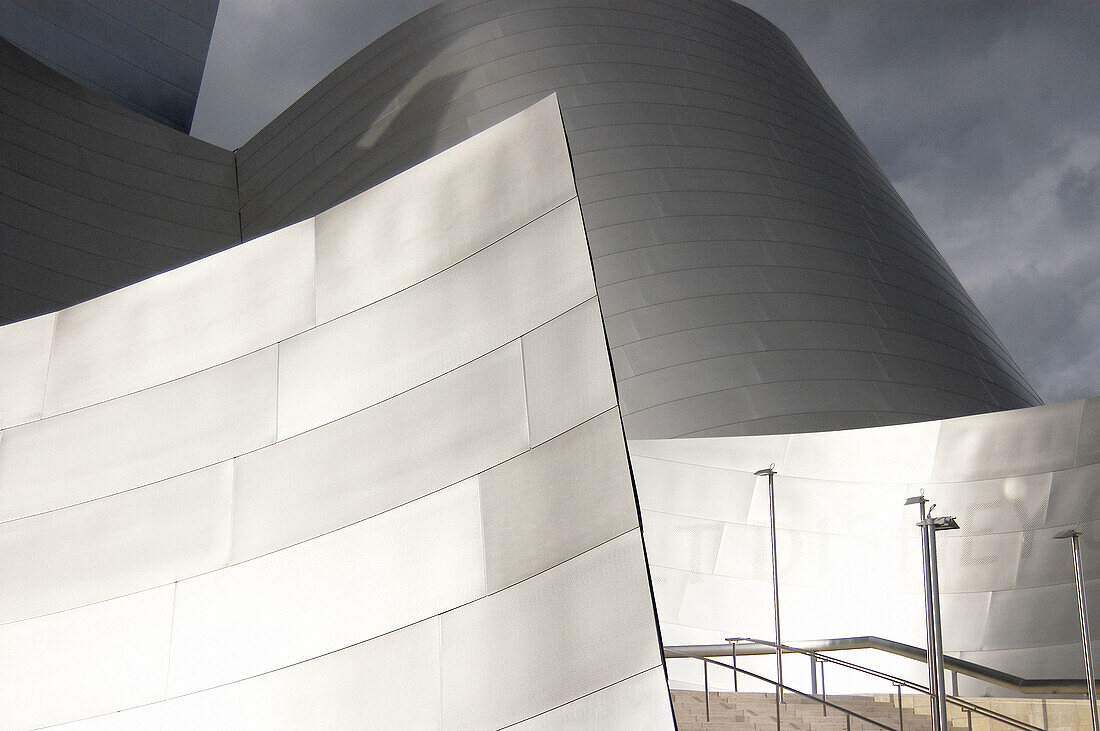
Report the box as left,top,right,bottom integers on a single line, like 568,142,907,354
167,479,485,696
439,530,662,730
932,400,1084,482
642,511,725,576
59,617,443,730
0,311,54,428
313,93,577,322
0,585,174,730
1047,463,1100,527
0,346,277,520
276,197,594,439
628,433,791,473
479,408,637,592
232,342,527,561
1077,396,1100,467
509,666,673,730
521,297,617,446
783,420,940,484
0,461,231,623
42,219,315,416
632,455,756,524
222,0,1041,439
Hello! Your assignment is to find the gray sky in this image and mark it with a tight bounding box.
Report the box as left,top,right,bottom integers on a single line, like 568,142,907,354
191,1,1100,405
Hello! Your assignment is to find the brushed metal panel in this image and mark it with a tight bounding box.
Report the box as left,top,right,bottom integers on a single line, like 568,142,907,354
0,585,174,730
479,408,637,592
935,530,1021,594
0,311,54,429
42,219,314,416
1077,396,1100,467
277,197,594,439
981,580,1092,651
1047,462,1100,527
642,511,725,576
509,667,673,730
440,529,662,730
783,419,940,484
931,401,1083,482
59,618,443,730
167,479,485,696
314,93,576,322
522,297,617,446
632,455,756,525
0,346,277,520
0,461,231,623
628,433,791,474
232,342,527,561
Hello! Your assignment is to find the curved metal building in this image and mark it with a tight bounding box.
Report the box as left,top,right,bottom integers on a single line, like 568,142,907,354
1,0,1039,440
234,0,1041,438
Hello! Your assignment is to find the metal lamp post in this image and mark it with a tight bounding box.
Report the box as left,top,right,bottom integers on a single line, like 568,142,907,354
1055,529,1099,731
906,494,959,731
755,465,783,724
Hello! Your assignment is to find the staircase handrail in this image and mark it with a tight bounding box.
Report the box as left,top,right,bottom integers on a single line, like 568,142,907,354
664,635,1097,695
711,636,1042,731
664,646,896,730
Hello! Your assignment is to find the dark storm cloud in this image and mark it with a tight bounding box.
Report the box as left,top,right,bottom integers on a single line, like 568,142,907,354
740,0,1100,403
193,1,1100,404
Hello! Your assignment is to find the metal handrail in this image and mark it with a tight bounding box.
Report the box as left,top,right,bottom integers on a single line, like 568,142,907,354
665,635,1100,694
665,646,896,730
722,636,1042,731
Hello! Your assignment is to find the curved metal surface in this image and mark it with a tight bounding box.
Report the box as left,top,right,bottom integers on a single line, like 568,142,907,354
634,395,1100,697
233,0,1040,438
0,97,672,728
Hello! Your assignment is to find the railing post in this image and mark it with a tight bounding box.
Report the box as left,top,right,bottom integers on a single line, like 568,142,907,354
731,639,738,692
821,662,827,717
810,652,818,696
846,712,852,731
704,659,710,722
896,682,904,731
965,708,973,731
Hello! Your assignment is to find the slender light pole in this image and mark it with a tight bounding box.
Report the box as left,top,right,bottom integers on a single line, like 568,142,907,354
755,465,783,723
1055,529,1099,731
907,495,958,731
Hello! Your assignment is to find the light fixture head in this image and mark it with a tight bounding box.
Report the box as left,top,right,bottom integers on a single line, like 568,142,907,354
904,495,927,506
931,515,960,531
754,465,777,477
1054,529,1081,540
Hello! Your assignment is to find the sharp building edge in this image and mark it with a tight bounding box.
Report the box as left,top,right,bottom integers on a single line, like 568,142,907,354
0,96,674,729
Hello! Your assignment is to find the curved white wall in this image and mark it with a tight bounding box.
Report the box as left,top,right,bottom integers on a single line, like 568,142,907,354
0,95,673,729
634,397,1100,696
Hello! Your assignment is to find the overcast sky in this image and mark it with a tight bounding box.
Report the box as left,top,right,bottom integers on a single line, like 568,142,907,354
191,1,1100,405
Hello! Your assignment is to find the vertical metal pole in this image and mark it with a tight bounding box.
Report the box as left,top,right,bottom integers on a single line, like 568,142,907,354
912,497,939,731
965,708,973,731
704,660,710,722
951,670,958,697
731,641,739,692
821,663,827,717
927,517,949,731
896,683,904,731
1071,533,1100,731
810,653,818,696
767,470,783,703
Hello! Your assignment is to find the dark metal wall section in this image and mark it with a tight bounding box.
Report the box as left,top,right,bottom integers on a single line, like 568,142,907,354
235,0,1041,438
0,0,219,131
0,39,239,325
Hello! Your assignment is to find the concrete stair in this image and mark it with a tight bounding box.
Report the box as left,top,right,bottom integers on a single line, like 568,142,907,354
672,690,1095,730
671,690,933,731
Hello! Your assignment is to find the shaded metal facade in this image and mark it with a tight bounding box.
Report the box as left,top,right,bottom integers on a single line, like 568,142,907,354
0,38,239,326
234,0,1041,438
0,0,1040,437
0,0,219,131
